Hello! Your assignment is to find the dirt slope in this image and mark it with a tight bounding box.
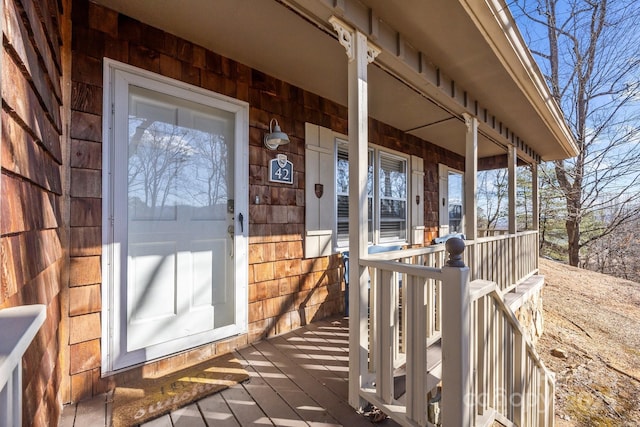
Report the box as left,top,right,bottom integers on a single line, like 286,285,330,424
538,258,640,426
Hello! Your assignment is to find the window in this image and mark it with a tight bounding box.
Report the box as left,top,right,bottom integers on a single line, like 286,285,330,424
304,123,422,259
336,140,408,247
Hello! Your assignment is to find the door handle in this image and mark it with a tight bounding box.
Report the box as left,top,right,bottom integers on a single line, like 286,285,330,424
238,213,244,233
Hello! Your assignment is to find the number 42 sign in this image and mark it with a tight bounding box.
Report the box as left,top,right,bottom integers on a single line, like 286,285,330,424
269,154,294,185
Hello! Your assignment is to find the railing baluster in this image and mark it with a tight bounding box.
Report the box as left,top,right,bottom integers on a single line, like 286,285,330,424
400,258,407,356
489,302,497,411
406,274,427,424
478,295,488,417
376,269,395,404
436,279,442,334
427,274,434,339
470,299,478,426
513,320,526,425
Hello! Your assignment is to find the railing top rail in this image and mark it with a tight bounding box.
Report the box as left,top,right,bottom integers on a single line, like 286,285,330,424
360,258,444,281
361,229,539,261
516,229,539,236
475,230,539,244
469,279,496,300
364,245,446,261
476,233,517,243
0,304,47,389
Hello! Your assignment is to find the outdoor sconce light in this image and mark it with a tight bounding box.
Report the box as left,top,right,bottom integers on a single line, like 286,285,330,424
264,118,290,150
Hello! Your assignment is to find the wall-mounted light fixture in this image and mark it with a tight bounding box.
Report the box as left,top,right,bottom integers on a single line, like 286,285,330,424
264,118,290,150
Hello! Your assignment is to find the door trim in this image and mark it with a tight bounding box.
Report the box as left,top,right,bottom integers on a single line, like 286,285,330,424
100,59,249,374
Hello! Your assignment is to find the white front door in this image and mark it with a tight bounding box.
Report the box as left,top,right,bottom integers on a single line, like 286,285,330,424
102,61,248,372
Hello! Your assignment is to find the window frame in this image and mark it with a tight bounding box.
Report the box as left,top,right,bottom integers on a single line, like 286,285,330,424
335,139,410,249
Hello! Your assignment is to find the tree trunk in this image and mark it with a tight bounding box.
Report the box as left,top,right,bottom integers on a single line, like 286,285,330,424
566,218,580,266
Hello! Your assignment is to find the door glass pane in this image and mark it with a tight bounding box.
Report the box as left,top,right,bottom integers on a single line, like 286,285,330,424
448,171,463,233
126,85,236,351
128,86,234,219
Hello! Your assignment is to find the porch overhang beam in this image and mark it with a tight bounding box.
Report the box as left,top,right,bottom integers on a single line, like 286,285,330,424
329,15,381,411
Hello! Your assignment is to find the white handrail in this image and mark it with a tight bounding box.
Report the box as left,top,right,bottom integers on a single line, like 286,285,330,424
0,305,47,427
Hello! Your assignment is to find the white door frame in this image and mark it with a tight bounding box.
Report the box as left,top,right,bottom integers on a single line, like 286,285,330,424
101,59,249,374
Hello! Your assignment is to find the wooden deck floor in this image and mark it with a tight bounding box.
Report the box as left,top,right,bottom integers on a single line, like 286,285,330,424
59,317,400,427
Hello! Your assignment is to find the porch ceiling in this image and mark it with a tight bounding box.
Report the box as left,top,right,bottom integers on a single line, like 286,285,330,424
92,0,572,161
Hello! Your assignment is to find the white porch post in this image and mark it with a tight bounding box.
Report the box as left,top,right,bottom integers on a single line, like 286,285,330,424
464,114,478,241
508,145,517,285
441,239,471,426
532,162,540,268
329,16,380,410
508,145,517,234
532,162,539,231
464,114,478,278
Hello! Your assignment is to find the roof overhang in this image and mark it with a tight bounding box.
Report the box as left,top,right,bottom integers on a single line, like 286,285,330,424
91,0,578,161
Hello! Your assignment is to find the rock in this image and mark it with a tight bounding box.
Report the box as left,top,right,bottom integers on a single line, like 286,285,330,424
551,348,569,359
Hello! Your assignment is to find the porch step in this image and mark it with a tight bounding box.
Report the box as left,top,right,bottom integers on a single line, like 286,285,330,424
393,339,442,401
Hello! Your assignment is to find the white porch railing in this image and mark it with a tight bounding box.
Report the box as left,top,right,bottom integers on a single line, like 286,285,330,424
468,230,539,292
355,233,553,426
0,305,47,427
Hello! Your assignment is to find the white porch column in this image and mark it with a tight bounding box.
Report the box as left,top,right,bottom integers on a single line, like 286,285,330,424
508,145,517,285
532,162,539,231
508,145,517,234
329,16,380,410
464,114,478,241
532,162,540,269
441,239,471,427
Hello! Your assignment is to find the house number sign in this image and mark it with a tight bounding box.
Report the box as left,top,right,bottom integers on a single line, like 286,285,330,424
269,154,294,184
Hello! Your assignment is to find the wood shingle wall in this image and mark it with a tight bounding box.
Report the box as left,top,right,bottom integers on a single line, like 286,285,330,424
1,0,70,425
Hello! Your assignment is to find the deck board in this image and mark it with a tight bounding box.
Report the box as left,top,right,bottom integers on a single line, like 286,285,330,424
141,415,172,427
215,385,263,426
170,403,207,427
195,392,238,426
61,318,399,427
240,349,340,426
74,392,109,427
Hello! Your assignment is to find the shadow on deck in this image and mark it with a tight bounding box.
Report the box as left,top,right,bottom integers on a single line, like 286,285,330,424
59,317,400,427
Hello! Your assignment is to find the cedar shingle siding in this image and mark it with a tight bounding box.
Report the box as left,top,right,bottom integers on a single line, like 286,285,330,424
1,0,68,425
